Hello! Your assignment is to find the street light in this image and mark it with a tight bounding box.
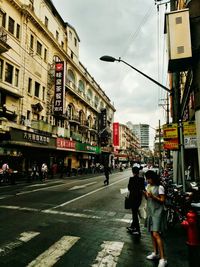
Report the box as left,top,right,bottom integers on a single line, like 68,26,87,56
100,55,171,93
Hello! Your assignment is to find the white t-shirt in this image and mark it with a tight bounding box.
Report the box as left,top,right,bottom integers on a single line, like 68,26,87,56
158,185,165,195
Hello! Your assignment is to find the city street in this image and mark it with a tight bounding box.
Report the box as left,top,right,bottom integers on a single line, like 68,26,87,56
0,169,188,267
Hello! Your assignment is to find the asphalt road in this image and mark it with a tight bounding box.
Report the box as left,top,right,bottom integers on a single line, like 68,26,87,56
0,169,190,266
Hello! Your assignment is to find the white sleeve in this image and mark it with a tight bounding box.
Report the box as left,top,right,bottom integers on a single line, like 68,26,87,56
158,185,165,195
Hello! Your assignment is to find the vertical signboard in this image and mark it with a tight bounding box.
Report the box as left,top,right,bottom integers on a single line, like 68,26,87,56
113,122,119,146
54,61,65,114
99,108,107,130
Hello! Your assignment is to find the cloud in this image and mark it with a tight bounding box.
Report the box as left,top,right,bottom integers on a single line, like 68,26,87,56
52,0,168,133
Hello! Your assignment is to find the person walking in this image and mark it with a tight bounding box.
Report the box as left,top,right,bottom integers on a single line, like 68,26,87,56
127,166,145,236
103,165,111,185
144,170,167,267
41,163,48,181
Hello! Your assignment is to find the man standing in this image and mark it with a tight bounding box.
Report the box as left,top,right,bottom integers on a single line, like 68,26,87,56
127,166,145,236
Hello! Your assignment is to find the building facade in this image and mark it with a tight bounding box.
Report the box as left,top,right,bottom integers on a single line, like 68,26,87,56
128,123,150,149
0,0,115,173
113,123,140,165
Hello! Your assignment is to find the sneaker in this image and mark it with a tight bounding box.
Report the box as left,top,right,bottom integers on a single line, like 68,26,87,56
158,259,167,267
146,252,159,260
131,230,141,236
127,226,134,232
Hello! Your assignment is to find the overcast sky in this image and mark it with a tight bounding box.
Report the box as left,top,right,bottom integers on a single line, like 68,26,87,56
52,0,170,146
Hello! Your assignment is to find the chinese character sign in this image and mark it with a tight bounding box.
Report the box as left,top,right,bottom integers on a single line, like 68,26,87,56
54,61,65,114
100,108,107,130
113,122,119,146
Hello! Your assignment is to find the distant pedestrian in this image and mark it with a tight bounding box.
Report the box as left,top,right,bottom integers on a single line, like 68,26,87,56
104,165,111,185
144,170,167,267
41,163,48,181
127,166,145,236
2,162,10,183
31,162,39,180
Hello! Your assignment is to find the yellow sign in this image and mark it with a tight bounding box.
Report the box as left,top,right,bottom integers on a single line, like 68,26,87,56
163,123,178,139
183,121,196,136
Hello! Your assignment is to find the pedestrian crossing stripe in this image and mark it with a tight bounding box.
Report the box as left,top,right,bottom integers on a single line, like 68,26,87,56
0,231,126,267
91,241,124,267
0,231,40,256
27,235,80,267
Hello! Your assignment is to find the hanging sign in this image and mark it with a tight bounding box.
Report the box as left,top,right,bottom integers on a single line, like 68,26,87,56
54,61,65,114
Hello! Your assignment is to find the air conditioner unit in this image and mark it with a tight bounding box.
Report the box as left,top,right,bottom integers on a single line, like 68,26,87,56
165,9,192,72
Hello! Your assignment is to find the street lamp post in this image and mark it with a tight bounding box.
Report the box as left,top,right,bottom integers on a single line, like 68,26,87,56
100,56,171,93
100,55,172,173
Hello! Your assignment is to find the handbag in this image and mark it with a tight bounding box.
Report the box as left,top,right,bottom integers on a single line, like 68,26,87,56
124,195,131,209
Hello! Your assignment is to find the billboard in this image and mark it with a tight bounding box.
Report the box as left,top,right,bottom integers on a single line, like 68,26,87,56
54,61,65,114
113,122,119,146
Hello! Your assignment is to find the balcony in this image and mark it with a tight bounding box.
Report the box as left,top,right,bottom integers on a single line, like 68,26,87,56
71,132,82,141
0,105,17,122
0,27,11,54
31,120,52,133
52,126,70,138
89,124,98,133
79,120,89,130
68,115,80,124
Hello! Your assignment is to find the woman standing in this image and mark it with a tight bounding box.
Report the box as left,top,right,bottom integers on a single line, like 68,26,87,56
144,170,167,267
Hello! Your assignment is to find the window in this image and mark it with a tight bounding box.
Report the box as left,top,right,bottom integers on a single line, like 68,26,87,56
78,80,85,93
30,34,34,49
8,17,14,34
42,86,45,101
16,24,20,39
36,41,42,55
34,81,40,97
0,11,6,28
61,41,64,48
56,30,59,41
69,30,72,39
45,16,48,27
5,62,13,84
27,110,31,120
28,78,32,94
0,59,3,80
14,68,19,87
74,37,77,47
44,48,47,62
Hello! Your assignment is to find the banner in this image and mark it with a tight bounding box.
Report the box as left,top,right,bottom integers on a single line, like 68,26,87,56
54,61,65,114
113,122,119,146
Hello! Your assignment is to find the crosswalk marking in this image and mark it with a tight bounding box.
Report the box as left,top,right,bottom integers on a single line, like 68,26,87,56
0,231,40,255
27,235,80,267
91,241,124,267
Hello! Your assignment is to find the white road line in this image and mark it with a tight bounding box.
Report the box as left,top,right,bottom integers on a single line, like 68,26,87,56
0,231,40,255
0,205,38,212
91,241,124,267
52,176,128,209
69,181,97,190
27,235,80,267
0,195,13,199
42,209,101,219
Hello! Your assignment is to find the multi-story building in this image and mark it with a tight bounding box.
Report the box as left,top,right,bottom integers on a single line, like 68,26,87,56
113,123,140,165
127,123,150,149
0,0,115,173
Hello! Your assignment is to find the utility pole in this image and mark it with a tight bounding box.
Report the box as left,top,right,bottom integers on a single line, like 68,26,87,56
159,120,162,173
